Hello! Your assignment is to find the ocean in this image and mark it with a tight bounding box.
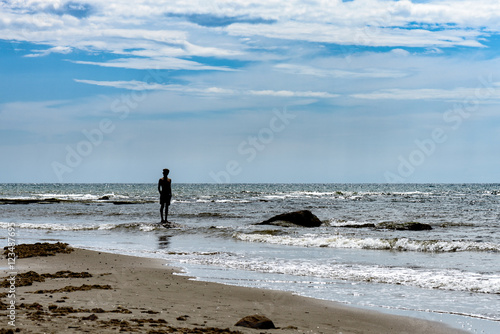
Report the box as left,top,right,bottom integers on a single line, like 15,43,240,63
1,183,499,333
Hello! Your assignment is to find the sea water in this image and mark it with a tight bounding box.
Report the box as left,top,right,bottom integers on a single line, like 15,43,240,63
1,183,499,333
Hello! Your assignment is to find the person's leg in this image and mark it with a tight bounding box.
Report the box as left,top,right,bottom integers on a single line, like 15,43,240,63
165,204,169,222
160,203,164,222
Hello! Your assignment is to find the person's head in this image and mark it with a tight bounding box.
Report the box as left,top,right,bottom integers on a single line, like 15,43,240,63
163,168,169,176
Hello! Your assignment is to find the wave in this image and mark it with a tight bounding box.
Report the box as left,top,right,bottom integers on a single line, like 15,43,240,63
0,195,154,205
250,190,449,203
0,197,72,204
177,212,244,219
2,187,497,206
233,233,500,253
328,220,476,229
0,221,168,232
0,222,99,231
176,254,500,295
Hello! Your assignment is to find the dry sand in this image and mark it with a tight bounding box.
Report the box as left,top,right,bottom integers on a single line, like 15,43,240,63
1,244,466,334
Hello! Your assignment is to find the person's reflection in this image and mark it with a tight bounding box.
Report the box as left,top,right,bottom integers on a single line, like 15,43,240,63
158,234,171,249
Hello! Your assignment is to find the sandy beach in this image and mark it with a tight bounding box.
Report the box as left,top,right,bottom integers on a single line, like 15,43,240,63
1,243,466,334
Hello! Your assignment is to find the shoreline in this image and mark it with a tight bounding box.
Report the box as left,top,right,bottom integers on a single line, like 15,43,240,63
1,245,466,334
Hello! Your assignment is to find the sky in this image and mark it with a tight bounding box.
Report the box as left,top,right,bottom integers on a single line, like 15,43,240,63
1,0,500,183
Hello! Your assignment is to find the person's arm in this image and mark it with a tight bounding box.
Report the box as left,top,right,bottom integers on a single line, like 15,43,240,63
158,179,162,194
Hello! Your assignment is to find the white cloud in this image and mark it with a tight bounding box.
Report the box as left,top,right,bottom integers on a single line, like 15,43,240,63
24,45,72,57
1,0,499,72
72,56,234,71
227,22,484,48
274,64,408,79
390,48,410,57
248,89,338,98
74,79,236,95
351,86,500,101
74,79,339,98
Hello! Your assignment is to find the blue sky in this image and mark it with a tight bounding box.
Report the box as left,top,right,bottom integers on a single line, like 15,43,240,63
1,0,500,183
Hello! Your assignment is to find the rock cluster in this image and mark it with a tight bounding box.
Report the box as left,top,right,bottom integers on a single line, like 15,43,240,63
377,221,432,231
256,210,322,228
235,314,275,329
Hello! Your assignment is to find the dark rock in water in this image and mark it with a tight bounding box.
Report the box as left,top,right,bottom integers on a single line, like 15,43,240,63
256,210,322,228
377,221,432,231
0,198,62,204
99,195,110,200
341,223,376,229
161,221,179,229
235,314,275,329
404,222,432,230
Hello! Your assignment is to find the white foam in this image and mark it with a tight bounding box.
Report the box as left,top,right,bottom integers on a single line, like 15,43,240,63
139,224,158,232
0,222,98,231
0,221,159,232
97,224,117,230
37,193,100,201
233,233,500,253
175,253,500,295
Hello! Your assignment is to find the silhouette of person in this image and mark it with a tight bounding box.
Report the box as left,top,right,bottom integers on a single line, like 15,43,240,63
158,168,172,223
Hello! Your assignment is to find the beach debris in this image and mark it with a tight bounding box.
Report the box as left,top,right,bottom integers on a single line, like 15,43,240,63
0,329,16,334
112,306,132,314
102,321,245,334
0,296,8,310
82,314,99,321
147,325,243,333
31,284,112,294
3,242,73,258
130,318,167,325
98,319,132,331
256,210,322,228
19,302,43,311
235,314,276,329
1,271,44,288
282,325,299,330
0,270,92,288
141,309,160,314
49,305,78,314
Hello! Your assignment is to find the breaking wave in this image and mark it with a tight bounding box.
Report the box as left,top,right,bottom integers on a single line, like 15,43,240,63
176,254,500,295
233,233,500,253
0,221,167,232
0,193,154,205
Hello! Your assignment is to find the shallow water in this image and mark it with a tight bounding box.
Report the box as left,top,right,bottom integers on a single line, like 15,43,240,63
1,183,499,332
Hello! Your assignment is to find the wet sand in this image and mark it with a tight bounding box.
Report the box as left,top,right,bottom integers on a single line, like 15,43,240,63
1,244,466,333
